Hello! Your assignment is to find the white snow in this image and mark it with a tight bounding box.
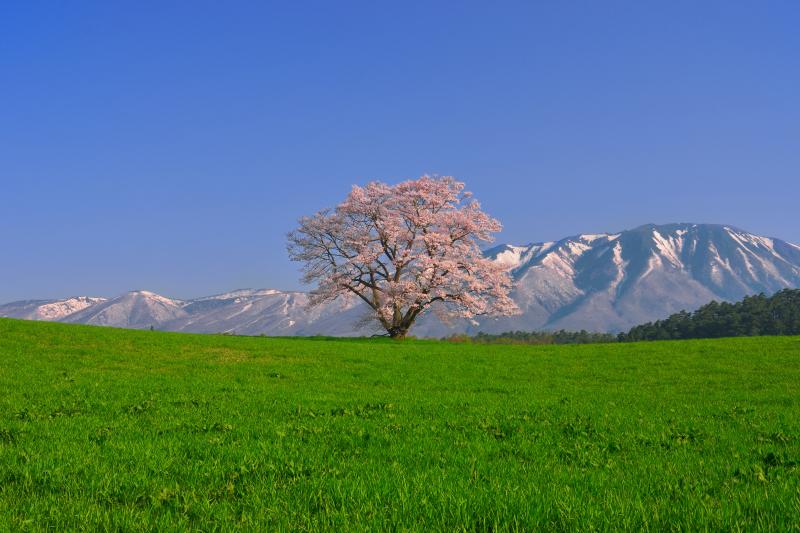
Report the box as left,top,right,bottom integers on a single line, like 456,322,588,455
724,228,794,282
541,250,578,276
608,242,627,291
579,233,616,243
652,230,684,268
537,238,596,277
751,253,789,284
710,264,723,285
640,254,663,279
529,242,556,258
34,297,105,320
612,242,624,267
194,289,282,301
737,248,758,279
566,241,591,256
129,290,184,306
725,227,778,256
706,242,749,287
490,242,557,271
492,245,529,270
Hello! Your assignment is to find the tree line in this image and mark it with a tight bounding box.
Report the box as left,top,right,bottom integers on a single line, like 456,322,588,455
618,289,800,341
444,330,617,345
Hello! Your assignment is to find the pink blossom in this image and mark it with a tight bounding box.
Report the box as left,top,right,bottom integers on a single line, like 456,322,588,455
287,176,519,338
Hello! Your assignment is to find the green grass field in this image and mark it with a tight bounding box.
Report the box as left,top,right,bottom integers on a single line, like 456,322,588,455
1,318,799,531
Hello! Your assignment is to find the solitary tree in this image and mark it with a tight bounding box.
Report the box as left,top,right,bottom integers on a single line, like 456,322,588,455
287,176,519,338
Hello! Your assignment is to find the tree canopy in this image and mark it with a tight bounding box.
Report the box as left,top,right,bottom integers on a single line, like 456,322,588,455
287,176,518,338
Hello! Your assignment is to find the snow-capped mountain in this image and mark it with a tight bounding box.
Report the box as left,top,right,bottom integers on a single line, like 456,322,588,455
166,289,366,336
478,223,800,333
0,296,107,321
2,224,799,335
61,291,189,329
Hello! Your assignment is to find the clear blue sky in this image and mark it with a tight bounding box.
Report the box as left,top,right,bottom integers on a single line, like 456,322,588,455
2,1,799,302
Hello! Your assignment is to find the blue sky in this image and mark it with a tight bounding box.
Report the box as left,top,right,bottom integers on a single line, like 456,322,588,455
2,1,799,302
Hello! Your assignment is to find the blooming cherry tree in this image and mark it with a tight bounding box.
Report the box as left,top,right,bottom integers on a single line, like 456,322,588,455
287,176,519,338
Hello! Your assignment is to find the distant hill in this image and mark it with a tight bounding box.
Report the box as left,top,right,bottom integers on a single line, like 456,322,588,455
2,223,799,335
0,296,106,321
619,289,800,341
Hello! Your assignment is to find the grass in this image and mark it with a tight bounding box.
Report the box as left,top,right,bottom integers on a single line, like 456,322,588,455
1,318,799,531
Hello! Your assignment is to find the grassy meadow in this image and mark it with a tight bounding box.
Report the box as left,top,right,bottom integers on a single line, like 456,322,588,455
1,318,799,530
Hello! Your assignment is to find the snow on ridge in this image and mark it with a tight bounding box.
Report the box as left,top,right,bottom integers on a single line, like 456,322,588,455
724,227,777,254
539,240,592,277
514,234,618,281
725,228,757,253
540,251,577,276
492,245,530,270
651,229,684,269
578,233,617,243
565,241,591,256
722,229,781,274
530,242,556,258
723,228,797,277
126,290,184,306
489,242,558,271
34,297,106,320
193,288,283,301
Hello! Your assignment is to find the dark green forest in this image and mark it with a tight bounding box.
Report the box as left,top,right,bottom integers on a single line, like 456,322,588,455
619,289,800,341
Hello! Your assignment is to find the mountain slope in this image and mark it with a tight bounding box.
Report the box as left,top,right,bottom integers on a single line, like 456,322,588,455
481,223,800,333
0,296,107,321
163,289,368,336
62,291,188,329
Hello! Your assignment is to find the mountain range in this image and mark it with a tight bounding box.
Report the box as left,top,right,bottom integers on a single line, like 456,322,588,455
3,223,800,336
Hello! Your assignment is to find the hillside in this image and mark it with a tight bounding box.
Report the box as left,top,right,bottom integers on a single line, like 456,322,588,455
620,288,800,341
1,318,799,529
2,223,800,335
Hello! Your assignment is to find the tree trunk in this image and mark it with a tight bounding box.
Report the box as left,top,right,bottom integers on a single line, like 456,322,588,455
388,325,410,339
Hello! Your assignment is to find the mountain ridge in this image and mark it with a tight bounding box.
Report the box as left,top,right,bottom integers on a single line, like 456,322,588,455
2,223,799,336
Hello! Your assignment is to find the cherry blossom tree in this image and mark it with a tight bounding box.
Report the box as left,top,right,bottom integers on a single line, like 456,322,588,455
287,176,519,338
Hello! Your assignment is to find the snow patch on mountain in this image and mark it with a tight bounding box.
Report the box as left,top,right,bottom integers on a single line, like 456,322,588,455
491,245,530,270
652,229,683,268
193,288,283,301
609,242,627,290
0,296,107,321
34,297,106,320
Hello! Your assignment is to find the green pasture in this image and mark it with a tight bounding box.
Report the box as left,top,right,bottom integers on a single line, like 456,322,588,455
1,318,798,530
